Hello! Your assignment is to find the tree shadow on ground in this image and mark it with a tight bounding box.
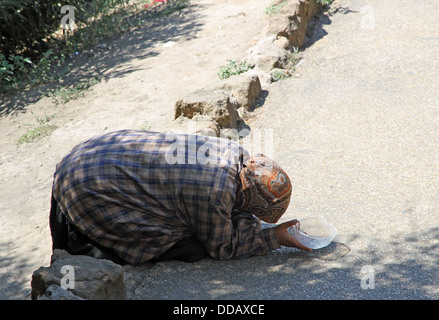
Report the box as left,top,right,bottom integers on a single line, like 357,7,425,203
0,240,35,299
0,3,206,118
303,4,359,50
124,226,439,299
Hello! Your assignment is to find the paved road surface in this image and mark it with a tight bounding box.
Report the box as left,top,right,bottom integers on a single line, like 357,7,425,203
125,0,439,300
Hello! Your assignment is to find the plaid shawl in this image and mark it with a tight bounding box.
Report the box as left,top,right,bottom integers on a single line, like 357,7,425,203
52,130,279,264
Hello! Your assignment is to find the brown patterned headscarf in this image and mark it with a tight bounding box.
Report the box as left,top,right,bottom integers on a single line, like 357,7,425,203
235,154,292,223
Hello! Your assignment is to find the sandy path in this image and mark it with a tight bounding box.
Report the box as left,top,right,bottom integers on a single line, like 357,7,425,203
126,0,439,300
0,0,271,299
3,0,438,300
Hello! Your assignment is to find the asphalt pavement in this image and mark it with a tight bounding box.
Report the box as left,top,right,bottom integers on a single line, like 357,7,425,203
124,0,439,300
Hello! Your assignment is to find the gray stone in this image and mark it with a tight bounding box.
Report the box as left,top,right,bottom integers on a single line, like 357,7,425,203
166,114,220,137
270,67,293,82
37,285,85,300
267,0,321,48
174,89,239,129
245,36,294,72
273,36,292,50
215,73,262,111
244,68,273,88
31,249,127,300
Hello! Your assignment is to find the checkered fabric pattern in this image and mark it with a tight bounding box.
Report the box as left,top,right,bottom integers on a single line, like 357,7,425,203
52,130,279,264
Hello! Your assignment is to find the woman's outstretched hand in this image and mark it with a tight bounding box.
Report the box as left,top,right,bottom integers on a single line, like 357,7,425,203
275,219,312,252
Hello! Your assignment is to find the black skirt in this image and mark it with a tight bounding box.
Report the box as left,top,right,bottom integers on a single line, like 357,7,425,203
49,195,208,265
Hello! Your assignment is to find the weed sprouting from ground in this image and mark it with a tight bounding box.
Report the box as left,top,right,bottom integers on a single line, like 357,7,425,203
0,0,190,95
217,60,253,80
44,78,100,105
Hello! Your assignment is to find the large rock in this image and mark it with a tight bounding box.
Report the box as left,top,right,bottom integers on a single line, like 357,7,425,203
267,0,321,48
174,89,239,128
166,114,220,137
215,73,262,111
31,249,127,300
171,74,263,135
36,284,85,300
246,36,294,72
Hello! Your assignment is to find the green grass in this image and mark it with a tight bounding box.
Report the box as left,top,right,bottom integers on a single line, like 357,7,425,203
17,77,99,144
264,1,287,15
271,69,291,81
317,0,335,6
44,78,100,105
17,124,58,144
217,59,253,80
145,0,189,18
140,120,151,131
0,0,191,95
265,0,335,16
17,110,59,144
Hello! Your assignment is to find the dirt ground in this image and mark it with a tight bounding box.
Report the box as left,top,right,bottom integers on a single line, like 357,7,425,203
0,0,274,299
4,0,438,301
120,0,439,300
